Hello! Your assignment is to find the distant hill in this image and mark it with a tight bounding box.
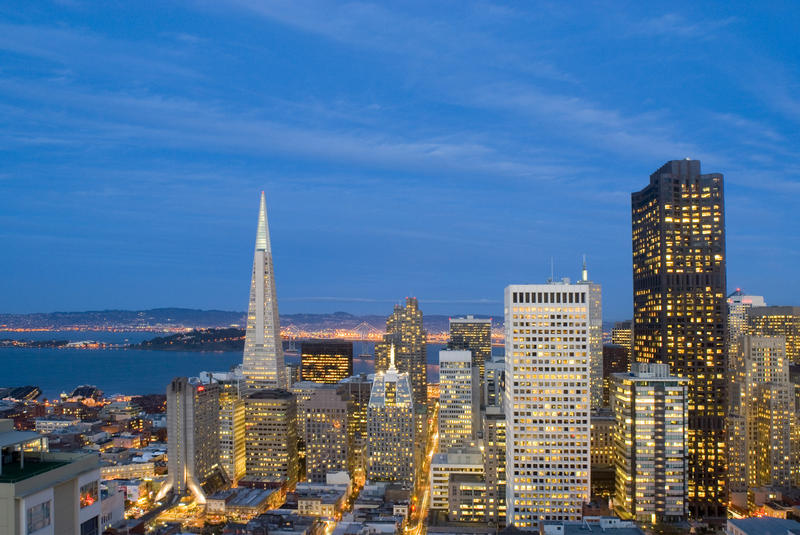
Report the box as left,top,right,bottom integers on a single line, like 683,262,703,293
0,308,502,333
0,308,246,330
134,328,245,351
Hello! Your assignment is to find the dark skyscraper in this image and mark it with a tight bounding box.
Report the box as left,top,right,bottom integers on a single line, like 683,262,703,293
300,340,353,384
375,297,427,408
602,344,628,406
631,159,727,518
448,315,492,382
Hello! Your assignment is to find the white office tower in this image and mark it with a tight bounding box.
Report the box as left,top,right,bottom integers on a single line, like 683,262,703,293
610,363,689,523
728,335,793,506
577,261,603,410
242,191,286,389
366,345,415,488
438,350,480,451
165,377,221,503
727,290,767,356
504,281,591,530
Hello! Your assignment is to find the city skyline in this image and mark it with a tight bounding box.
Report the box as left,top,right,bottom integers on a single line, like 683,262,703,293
1,2,799,319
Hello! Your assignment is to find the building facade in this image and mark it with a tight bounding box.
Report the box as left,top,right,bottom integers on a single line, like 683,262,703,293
448,316,492,382
244,389,298,485
337,374,373,477
504,281,592,530
218,379,246,484
483,405,507,526
303,387,350,483
749,306,800,365
366,347,415,488
484,356,505,408
602,344,629,407
430,448,484,512
374,298,427,409
611,363,689,523
0,420,102,535
438,350,479,451
578,267,604,410
726,291,766,358
242,191,286,389
166,377,221,503
631,159,727,518
728,335,793,501
611,321,632,359
301,341,353,384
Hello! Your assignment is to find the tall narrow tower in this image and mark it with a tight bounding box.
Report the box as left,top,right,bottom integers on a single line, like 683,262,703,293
242,192,286,389
577,260,603,410
631,160,727,519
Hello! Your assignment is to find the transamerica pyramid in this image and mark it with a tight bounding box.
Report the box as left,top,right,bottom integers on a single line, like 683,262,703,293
242,191,286,389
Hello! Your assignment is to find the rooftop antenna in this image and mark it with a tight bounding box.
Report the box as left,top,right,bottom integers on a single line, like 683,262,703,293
549,257,554,283
582,254,588,282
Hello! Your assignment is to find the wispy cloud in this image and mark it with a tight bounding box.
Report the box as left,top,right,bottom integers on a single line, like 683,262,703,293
631,13,737,39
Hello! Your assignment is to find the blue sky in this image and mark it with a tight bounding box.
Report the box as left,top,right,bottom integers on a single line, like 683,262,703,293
1,1,798,320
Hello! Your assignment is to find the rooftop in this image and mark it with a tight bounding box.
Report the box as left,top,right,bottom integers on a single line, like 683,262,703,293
0,459,70,483
728,517,800,535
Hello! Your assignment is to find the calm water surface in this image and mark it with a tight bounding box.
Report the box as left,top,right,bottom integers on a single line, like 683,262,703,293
0,332,468,398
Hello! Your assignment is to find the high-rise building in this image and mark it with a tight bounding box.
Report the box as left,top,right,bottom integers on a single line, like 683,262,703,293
0,419,102,535
484,356,505,408
611,320,632,358
728,336,793,501
438,350,480,451
300,341,353,384
602,344,629,406
366,346,415,489
289,381,319,443
374,298,427,409
749,306,800,364
242,192,286,389
505,281,592,530
631,159,727,518
218,379,246,484
303,387,350,483
166,377,221,503
590,409,616,499
578,264,604,410
244,389,298,486
337,374,373,478
483,406,507,527
726,291,766,357
611,363,689,523
448,316,492,382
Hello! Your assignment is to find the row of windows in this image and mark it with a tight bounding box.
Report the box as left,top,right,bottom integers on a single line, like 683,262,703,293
512,291,586,304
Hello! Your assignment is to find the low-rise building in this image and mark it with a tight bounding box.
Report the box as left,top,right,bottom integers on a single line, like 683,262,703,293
206,486,283,518
541,517,643,535
245,509,325,535
447,473,486,522
726,517,800,535
296,484,348,519
100,460,156,480
430,448,483,512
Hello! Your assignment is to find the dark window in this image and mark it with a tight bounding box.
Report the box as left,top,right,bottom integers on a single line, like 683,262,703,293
80,517,99,535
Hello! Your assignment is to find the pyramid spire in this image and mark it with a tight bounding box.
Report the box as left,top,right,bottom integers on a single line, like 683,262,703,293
242,191,285,389
255,191,270,252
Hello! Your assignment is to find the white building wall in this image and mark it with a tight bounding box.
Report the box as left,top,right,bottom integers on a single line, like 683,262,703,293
504,282,591,530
